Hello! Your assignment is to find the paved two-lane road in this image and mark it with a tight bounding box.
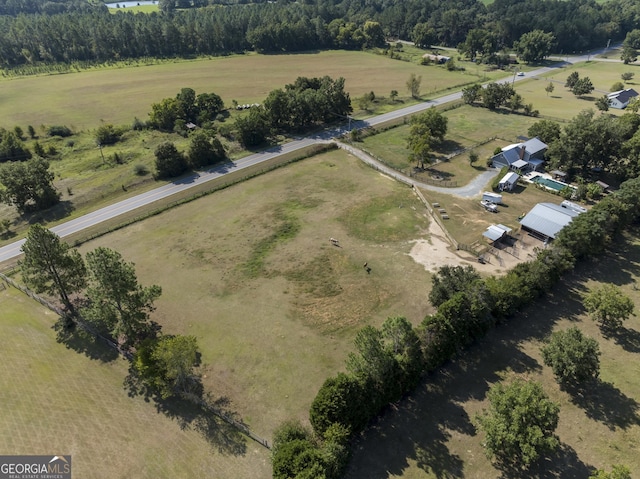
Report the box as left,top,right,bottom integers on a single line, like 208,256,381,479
0,48,616,264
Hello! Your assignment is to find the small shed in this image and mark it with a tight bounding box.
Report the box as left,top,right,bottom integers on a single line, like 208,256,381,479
483,224,513,243
498,172,519,192
551,170,567,180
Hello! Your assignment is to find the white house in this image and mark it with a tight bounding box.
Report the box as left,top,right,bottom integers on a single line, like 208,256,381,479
608,88,639,109
498,172,519,192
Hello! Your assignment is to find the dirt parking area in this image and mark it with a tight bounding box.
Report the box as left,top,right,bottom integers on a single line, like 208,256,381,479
408,215,542,275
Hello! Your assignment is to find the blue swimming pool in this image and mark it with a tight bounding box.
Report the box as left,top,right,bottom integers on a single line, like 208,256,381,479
532,175,573,192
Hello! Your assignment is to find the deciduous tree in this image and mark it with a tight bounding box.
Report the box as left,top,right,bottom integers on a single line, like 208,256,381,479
429,265,481,307
133,334,201,399
621,72,634,83
310,373,368,436
590,464,632,479
475,379,560,468
154,141,188,179
528,119,561,144
584,284,634,331
565,71,580,88
571,77,594,97
234,106,271,147
187,130,226,169
95,123,124,146
411,23,437,48
545,82,555,96
20,224,86,314
406,108,448,168
596,95,611,112
0,157,60,213
541,327,600,385
482,82,514,110
462,84,482,104
513,30,556,63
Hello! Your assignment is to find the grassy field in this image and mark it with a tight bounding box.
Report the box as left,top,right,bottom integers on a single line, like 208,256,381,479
514,60,640,122
0,50,494,131
346,231,640,478
0,47,510,244
360,104,539,184
0,287,271,479
74,148,434,436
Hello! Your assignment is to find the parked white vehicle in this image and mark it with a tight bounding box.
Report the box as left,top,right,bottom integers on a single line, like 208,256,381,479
480,200,498,213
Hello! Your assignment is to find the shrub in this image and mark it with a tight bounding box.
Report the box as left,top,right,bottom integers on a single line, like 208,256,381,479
133,164,149,176
47,125,73,137
132,117,146,131
96,124,124,146
491,166,508,191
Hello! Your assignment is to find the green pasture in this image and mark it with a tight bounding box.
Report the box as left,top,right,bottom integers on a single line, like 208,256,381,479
76,149,434,436
515,60,640,121
109,4,159,13
347,231,640,478
0,287,270,479
360,105,538,185
0,50,493,131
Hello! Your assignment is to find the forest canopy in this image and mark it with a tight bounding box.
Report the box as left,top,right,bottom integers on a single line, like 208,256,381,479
0,0,636,67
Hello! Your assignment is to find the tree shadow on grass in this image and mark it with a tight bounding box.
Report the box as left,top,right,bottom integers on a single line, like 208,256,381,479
26,200,74,224
123,371,248,456
52,319,119,362
609,325,640,353
497,443,594,479
153,395,248,456
346,387,468,479
566,380,640,431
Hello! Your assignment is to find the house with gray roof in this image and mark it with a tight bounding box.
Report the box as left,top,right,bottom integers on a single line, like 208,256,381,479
608,88,638,109
519,202,583,240
491,137,547,172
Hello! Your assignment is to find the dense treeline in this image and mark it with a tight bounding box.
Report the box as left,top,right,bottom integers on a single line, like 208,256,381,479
0,0,102,15
1,0,638,68
272,173,640,478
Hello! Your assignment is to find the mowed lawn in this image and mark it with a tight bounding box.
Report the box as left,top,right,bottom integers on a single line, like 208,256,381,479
360,105,539,184
346,232,640,478
77,149,434,437
0,287,271,479
514,60,640,122
0,50,484,130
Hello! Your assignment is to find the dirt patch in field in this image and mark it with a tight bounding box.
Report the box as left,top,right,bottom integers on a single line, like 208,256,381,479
408,217,520,274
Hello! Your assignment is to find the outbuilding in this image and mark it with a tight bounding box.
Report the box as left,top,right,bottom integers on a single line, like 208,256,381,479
519,202,582,240
498,172,519,192
483,224,513,243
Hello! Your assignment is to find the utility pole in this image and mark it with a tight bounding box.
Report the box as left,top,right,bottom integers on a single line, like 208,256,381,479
98,143,105,164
